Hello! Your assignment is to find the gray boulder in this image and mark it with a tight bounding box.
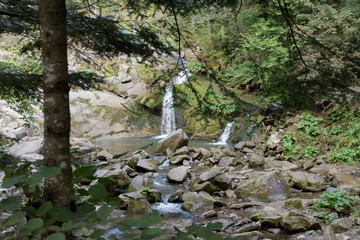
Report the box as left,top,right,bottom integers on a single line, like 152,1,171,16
170,155,190,165
181,191,215,213
287,171,326,192
167,166,190,183
9,137,43,157
136,159,158,172
155,129,188,153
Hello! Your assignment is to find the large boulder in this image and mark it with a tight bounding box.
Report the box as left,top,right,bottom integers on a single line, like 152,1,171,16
9,137,43,157
167,166,190,183
235,171,291,202
287,171,326,192
181,191,215,213
333,173,360,190
136,159,158,172
281,211,321,233
155,129,188,153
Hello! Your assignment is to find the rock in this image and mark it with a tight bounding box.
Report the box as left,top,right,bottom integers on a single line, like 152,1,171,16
235,171,291,202
127,199,151,214
96,150,113,161
174,146,190,156
155,129,188,153
249,153,264,168
287,171,326,192
143,189,162,203
168,190,184,203
232,231,263,240
193,148,212,160
333,173,360,190
161,211,181,218
214,173,232,190
122,165,136,176
303,160,315,170
260,216,282,228
170,155,190,165
166,148,174,158
203,210,217,218
245,141,256,148
281,211,321,233
282,198,304,210
181,191,214,213
230,202,261,209
167,166,190,183
9,137,43,157
12,127,27,140
128,175,152,192
199,169,221,182
219,157,237,167
190,181,217,194
236,222,261,233
234,141,246,151
264,160,299,171
136,159,158,172
266,132,281,147
104,169,131,194
328,218,352,234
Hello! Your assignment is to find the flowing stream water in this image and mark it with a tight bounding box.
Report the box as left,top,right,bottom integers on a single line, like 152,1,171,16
215,121,234,144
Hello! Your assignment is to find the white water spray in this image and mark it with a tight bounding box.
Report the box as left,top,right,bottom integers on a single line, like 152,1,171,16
216,121,234,144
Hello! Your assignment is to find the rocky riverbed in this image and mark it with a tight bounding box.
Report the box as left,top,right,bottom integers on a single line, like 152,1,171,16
2,125,360,240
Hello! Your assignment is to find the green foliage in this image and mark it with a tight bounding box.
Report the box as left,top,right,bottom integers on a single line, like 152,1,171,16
318,212,335,224
331,147,360,166
297,113,324,136
303,146,320,160
282,134,298,154
187,60,205,74
313,189,354,214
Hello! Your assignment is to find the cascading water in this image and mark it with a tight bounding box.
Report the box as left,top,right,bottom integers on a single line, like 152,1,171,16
159,58,191,137
216,121,234,144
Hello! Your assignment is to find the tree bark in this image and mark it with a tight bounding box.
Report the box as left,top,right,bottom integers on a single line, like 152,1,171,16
40,0,72,208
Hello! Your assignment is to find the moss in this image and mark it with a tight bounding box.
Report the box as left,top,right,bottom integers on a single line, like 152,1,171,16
283,198,304,210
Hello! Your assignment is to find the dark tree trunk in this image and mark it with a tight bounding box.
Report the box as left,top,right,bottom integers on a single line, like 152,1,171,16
40,0,72,208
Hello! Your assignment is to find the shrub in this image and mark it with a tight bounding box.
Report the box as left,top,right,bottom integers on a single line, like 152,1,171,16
297,113,323,136
282,134,298,154
331,147,359,165
313,189,354,214
303,146,320,159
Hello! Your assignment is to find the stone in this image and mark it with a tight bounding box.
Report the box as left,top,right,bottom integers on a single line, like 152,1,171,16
199,169,221,182
234,141,246,151
230,202,261,209
264,160,299,171
181,191,215,213
287,171,326,192
303,160,315,170
283,198,304,210
168,190,184,203
167,166,190,183
249,153,264,168
166,148,174,158
170,155,190,165
219,157,237,167
245,141,256,148
127,199,151,214
144,189,162,203
333,173,360,190
329,218,352,234
9,137,43,157
214,173,232,190
226,189,236,199
266,132,281,147
236,222,261,233
136,159,158,172
235,171,291,202
12,127,27,140
202,210,217,218
96,150,113,161
193,148,212,160
232,231,263,240
174,146,190,156
190,181,217,194
161,211,181,218
281,212,321,233
128,175,152,192
155,129,189,153
260,216,282,228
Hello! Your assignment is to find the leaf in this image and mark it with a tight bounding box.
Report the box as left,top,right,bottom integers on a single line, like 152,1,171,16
89,229,106,239
2,174,26,188
0,196,22,211
174,226,192,240
96,205,112,221
29,171,44,189
36,201,52,217
45,232,66,240
49,206,75,222
4,212,26,227
113,151,129,159
98,177,114,185
206,222,223,230
39,166,61,178
140,228,165,239
77,203,95,215
73,166,98,178
25,218,43,230
88,184,107,201
77,188,89,196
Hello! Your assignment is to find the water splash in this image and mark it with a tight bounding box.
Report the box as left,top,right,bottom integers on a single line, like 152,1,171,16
216,121,234,144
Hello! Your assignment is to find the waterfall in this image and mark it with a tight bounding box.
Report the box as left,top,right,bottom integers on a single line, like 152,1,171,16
159,58,191,137
216,121,234,144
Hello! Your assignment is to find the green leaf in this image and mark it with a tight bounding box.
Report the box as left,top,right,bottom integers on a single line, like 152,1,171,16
73,165,97,179
140,228,165,239
25,218,43,230
49,206,75,222
96,205,112,221
174,226,192,240
0,196,22,211
98,177,114,185
77,188,89,196
4,212,26,227
89,229,106,239
45,232,66,240
77,203,95,215
29,171,44,189
2,174,26,188
88,184,107,201
36,201,52,217
40,166,61,178
113,151,129,159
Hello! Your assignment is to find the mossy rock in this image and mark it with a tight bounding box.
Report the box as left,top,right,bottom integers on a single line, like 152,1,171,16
283,198,304,210
127,199,151,214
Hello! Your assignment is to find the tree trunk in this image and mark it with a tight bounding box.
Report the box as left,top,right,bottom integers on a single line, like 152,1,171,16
40,0,72,208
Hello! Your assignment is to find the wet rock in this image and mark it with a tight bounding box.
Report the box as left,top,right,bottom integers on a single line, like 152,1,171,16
214,173,232,190
249,153,264,168
236,222,261,233
235,171,291,202
333,173,360,190
174,146,190,156
193,148,212,160
328,218,352,234
281,211,321,233
219,157,237,167
283,198,304,210
166,148,174,158
260,216,282,228
167,166,190,183
199,168,221,182
181,191,214,213
170,155,190,165
168,190,184,203
232,231,263,240
127,199,151,214
128,175,152,192
287,171,326,192
143,189,162,203
234,141,246,151
203,210,217,218
136,159,158,172
230,202,261,209
122,165,136,176
161,211,181,218
155,129,188,153
190,181,217,194
264,160,299,171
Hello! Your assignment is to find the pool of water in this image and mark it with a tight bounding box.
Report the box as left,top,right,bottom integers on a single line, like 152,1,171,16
95,136,228,155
